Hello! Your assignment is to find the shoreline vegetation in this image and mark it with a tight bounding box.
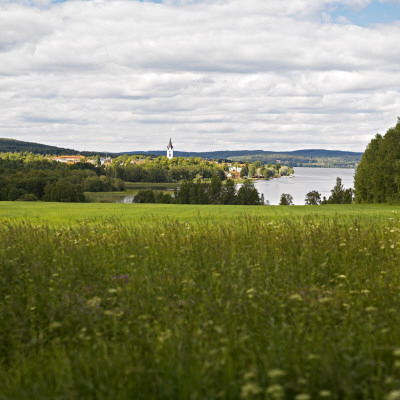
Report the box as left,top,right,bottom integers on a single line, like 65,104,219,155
0,152,292,204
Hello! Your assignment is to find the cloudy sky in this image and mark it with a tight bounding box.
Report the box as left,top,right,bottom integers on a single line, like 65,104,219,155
1,0,400,153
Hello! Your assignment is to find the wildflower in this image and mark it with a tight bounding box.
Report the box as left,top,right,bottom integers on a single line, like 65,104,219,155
318,297,332,303
241,382,262,399
108,288,118,294
393,348,400,357
365,306,377,313
104,309,124,318
87,296,101,308
387,390,400,400
265,384,284,400
319,391,332,398
49,321,62,330
295,394,311,400
267,369,286,379
289,294,303,301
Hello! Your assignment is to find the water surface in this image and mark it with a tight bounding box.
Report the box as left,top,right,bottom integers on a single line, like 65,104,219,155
254,167,355,205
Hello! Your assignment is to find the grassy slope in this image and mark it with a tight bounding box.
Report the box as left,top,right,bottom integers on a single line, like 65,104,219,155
1,202,399,225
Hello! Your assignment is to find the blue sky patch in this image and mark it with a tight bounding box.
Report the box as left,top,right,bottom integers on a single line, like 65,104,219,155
327,1,400,26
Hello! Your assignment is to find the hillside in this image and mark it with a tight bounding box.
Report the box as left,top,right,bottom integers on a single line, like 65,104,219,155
0,138,103,157
124,149,362,168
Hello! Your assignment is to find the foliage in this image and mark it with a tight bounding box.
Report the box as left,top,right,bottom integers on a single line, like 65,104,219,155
0,152,123,202
135,177,264,205
305,190,321,205
1,213,400,399
279,193,294,205
0,138,102,156
236,180,264,205
355,118,400,204
322,177,353,204
108,155,226,183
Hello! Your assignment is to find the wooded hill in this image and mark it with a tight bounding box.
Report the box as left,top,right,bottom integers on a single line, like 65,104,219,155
0,138,103,157
123,149,361,168
1,138,362,167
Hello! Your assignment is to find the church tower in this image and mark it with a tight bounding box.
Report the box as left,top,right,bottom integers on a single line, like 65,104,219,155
167,138,174,159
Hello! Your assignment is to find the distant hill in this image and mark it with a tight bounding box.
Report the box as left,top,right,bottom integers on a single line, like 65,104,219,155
0,138,105,157
123,149,362,168
0,138,362,168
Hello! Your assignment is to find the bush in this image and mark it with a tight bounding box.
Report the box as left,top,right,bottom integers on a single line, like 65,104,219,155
17,193,38,201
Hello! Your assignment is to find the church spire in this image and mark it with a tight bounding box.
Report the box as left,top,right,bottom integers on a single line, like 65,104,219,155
167,138,173,150
167,138,174,159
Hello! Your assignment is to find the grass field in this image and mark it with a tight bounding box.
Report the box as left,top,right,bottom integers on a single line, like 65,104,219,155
1,201,399,225
2,203,400,399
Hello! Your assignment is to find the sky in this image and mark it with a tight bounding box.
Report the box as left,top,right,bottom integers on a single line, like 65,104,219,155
1,0,400,152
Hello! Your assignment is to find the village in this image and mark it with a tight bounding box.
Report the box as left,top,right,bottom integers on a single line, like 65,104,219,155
49,139,293,180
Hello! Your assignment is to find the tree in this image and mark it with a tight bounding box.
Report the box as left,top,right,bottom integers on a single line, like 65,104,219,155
222,179,237,205
248,164,256,178
305,190,321,205
279,193,293,205
322,177,353,204
355,118,400,203
240,163,249,178
279,166,290,176
133,190,156,203
44,179,85,202
237,180,263,205
209,174,222,204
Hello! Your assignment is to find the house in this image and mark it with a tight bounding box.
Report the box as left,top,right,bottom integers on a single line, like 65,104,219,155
52,155,86,164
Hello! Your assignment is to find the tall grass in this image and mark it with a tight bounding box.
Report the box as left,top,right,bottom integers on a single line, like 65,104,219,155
1,215,400,399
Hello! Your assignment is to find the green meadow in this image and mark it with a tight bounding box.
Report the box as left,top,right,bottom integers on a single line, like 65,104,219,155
2,202,400,399
1,201,399,225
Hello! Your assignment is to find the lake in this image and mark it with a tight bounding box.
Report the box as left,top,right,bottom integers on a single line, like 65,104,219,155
88,167,355,205
254,167,355,205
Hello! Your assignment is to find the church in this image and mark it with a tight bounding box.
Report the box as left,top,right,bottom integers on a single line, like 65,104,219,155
167,138,174,159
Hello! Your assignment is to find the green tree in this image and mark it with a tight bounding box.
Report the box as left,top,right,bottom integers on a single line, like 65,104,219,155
324,177,353,204
44,179,85,202
305,190,321,205
222,179,237,205
355,118,400,203
237,180,263,205
248,164,256,178
209,174,222,204
279,193,293,205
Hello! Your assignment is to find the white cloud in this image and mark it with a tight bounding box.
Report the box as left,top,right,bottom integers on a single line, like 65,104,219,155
0,0,399,152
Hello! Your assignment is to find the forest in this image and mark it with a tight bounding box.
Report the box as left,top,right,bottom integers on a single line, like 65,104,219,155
0,153,124,202
354,118,400,204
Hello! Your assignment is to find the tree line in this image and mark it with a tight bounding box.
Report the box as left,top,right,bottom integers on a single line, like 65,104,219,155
106,155,226,183
134,176,264,205
354,118,400,204
0,153,124,202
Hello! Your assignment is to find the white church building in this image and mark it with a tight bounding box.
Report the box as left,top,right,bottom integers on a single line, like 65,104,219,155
167,138,174,159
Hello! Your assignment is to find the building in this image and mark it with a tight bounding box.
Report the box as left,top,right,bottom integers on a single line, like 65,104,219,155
167,138,174,159
52,155,86,164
